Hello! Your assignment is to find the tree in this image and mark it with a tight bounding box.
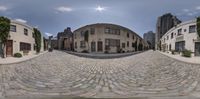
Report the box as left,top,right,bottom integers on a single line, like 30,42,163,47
33,28,41,53
0,16,10,58
197,16,200,38
84,30,89,51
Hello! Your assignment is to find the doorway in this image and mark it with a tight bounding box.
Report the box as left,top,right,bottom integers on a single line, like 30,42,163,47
6,40,13,56
195,42,200,56
97,41,103,52
91,42,96,52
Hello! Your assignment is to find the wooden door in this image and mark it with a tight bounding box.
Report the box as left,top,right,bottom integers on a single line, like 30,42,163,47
97,41,103,52
6,40,13,56
195,42,200,56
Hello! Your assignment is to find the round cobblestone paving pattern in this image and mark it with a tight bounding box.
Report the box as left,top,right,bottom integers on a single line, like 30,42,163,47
1,50,200,98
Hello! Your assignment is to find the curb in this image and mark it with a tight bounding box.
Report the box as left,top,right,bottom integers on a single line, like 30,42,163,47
158,51,200,65
63,50,146,59
0,51,48,65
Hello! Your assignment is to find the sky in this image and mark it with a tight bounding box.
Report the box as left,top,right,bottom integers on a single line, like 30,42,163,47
0,0,200,38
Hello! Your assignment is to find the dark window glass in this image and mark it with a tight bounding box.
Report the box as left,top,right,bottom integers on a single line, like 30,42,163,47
90,28,95,34
24,28,28,36
10,25,16,32
20,42,31,51
189,25,196,33
122,43,125,48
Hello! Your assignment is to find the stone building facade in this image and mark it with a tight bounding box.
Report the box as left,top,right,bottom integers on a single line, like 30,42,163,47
156,13,181,50
57,27,73,50
73,23,148,53
161,19,200,56
143,31,155,49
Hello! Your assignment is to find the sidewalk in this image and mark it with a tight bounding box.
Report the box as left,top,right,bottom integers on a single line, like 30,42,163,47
159,51,200,64
0,51,48,65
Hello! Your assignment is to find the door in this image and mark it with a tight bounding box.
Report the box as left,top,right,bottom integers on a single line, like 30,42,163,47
91,42,96,52
195,42,200,56
97,41,103,52
6,40,13,56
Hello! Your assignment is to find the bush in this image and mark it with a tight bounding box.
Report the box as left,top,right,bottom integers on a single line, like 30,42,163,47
81,50,89,53
117,49,122,53
14,53,22,58
171,50,175,55
182,50,192,57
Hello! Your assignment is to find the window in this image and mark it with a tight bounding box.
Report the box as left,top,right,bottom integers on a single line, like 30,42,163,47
122,43,125,48
105,27,120,35
90,28,95,34
127,41,129,47
177,29,182,36
20,42,31,51
75,42,77,48
167,36,169,40
81,31,84,37
105,27,110,33
105,39,120,47
10,25,16,32
80,41,86,48
184,29,187,32
132,43,135,47
127,33,129,38
171,33,174,39
24,28,28,36
132,35,135,40
189,25,196,33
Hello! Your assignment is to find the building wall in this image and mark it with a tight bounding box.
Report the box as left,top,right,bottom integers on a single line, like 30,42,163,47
156,13,181,50
73,23,146,53
7,20,44,56
161,19,200,56
143,31,155,49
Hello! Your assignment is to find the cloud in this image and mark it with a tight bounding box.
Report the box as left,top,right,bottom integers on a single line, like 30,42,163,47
0,6,8,11
183,9,189,12
45,32,53,37
196,6,200,10
15,18,27,23
56,6,72,12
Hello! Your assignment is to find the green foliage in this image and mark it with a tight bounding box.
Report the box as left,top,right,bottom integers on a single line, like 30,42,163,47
0,16,10,43
84,30,89,42
14,53,22,58
182,49,192,57
33,28,41,53
197,17,200,37
0,16,10,58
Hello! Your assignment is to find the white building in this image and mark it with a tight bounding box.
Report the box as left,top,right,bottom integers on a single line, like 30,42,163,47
161,19,200,56
3,20,44,57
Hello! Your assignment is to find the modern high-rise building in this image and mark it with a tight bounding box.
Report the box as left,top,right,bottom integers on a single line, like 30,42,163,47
155,13,181,50
143,31,155,49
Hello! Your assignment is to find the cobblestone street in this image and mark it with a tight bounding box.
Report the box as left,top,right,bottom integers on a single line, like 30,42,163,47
1,50,200,99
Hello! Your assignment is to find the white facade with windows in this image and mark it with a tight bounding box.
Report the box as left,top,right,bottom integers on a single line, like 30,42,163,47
73,23,148,53
5,20,44,57
161,19,200,56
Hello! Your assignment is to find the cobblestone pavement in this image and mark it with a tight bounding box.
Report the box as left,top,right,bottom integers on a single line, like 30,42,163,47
1,50,200,99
